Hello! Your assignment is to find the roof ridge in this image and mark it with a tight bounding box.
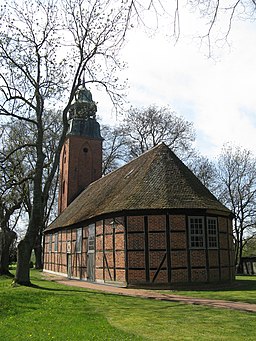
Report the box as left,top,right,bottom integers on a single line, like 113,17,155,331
46,143,231,231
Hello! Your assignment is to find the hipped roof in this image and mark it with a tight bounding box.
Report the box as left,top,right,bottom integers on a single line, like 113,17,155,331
46,143,231,231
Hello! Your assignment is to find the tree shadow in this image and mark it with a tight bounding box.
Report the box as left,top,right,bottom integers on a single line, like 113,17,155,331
0,272,14,278
166,276,256,292
219,277,256,292
27,282,116,297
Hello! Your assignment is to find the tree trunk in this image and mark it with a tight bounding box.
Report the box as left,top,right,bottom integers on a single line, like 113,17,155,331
15,238,33,285
236,237,244,274
34,233,43,269
0,229,17,276
15,106,45,285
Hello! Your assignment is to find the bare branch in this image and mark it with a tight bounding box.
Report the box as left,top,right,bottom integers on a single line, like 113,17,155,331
0,143,36,163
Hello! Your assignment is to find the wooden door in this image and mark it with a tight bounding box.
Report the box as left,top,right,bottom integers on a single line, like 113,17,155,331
87,224,95,282
67,254,72,279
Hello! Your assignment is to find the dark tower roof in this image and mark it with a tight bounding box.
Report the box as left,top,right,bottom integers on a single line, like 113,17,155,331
67,84,102,139
46,143,231,231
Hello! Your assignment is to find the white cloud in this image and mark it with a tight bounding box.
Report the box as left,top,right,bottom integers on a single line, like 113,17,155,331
97,13,256,159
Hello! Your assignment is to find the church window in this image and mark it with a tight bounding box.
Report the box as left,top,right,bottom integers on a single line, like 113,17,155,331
189,216,219,249
189,217,205,249
207,217,218,249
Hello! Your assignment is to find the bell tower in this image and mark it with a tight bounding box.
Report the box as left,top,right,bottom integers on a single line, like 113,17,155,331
58,83,103,213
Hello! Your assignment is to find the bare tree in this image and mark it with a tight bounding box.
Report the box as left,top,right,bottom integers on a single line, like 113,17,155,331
101,125,129,175
120,105,195,161
187,153,217,192
0,0,130,285
126,1,256,54
0,143,25,275
0,109,62,269
100,105,195,175
0,201,21,276
216,144,256,272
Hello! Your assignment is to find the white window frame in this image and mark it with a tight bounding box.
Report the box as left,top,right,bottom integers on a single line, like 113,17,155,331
76,228,82,253
189,216,205,249
207,217,218,249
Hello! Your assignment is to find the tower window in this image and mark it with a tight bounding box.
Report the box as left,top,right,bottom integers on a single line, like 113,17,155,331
83,147,88,153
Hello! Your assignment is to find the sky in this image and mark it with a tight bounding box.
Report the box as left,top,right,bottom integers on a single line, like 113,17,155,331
96,4,256,160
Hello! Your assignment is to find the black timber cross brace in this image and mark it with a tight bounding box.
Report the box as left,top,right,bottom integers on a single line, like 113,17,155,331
152,252,167,283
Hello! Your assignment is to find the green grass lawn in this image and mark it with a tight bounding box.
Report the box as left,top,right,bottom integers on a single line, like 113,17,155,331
160,276,256,304
0,271,256,341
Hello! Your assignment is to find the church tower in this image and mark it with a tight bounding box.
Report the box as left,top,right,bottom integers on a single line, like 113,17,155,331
58,83,103,213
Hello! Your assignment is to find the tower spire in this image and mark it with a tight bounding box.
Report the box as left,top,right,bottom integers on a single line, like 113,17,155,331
58,85,103,213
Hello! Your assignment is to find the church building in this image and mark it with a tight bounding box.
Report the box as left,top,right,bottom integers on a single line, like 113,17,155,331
43,85,235,287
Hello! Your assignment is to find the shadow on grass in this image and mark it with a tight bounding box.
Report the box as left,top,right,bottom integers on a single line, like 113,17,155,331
229,277,256,290
29,283,91,293
36,273,256,292
28,281,119,298
162,276,256,292
8,270,256,295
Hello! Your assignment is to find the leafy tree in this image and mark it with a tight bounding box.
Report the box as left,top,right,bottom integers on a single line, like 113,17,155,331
243,236,256,257
0,0,130,285
216,144,256,272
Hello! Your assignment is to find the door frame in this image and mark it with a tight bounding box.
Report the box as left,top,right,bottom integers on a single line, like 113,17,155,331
87,223,96,282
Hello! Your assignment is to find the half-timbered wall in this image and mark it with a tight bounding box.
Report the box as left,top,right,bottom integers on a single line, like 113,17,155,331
95,218,126,284
44,211,235,286
44,218,126,284
44,227,88,279
126,213,235,286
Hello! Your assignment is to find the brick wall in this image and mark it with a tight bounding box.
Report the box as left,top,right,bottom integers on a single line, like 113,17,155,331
126,212,234,286
43,227,88,279
44,211,235,287
127,215,169,285
95,218,125,284
171,251,188,268
58,136,102,213
170,215,186,230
